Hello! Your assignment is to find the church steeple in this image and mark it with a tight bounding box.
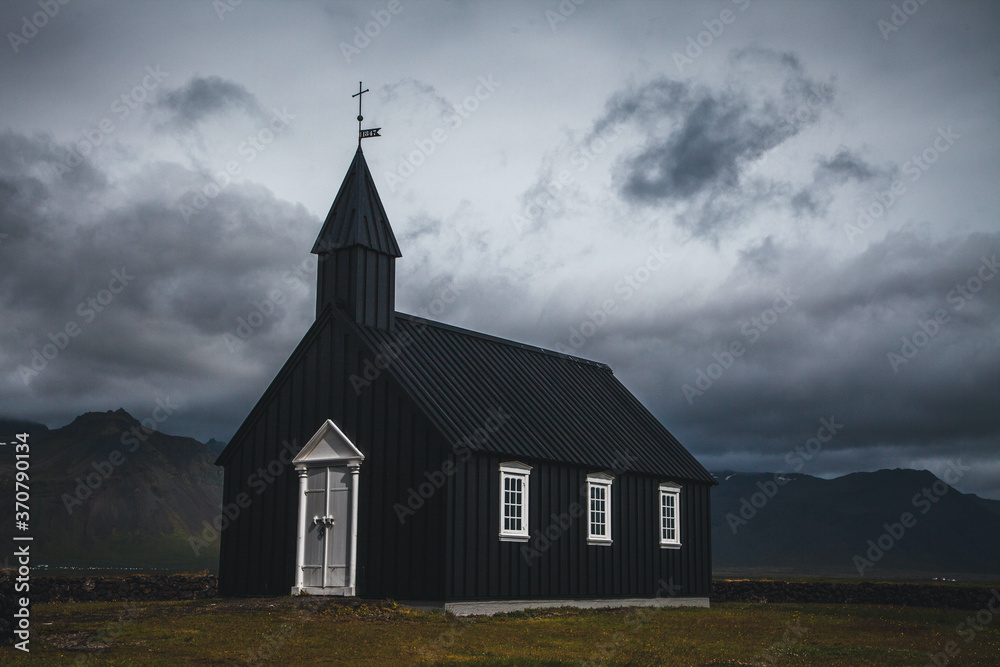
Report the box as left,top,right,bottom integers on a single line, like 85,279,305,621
312,145,401,328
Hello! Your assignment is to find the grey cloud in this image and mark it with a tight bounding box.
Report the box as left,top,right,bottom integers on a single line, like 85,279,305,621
607,49,832,204
523,229,999,496
509,49,837,240
792,148,896,218
621,94,778,201
380,78,454,124
738,236,782,275
0,131,317,437
816,148,878,183
156,76,265,131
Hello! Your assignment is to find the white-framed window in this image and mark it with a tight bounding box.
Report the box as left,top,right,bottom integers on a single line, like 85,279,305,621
659,482,681,548
499,461,531,541
587,472,613,545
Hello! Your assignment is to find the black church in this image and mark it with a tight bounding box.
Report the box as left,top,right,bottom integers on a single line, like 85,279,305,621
215,111,716,612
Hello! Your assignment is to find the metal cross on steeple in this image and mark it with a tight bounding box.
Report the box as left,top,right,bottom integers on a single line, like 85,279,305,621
353,81,381,147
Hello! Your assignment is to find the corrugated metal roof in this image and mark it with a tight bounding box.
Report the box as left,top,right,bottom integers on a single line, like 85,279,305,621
357,313,716,483
311,147,402,257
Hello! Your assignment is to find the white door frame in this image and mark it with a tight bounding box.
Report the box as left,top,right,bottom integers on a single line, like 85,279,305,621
291,419,364,596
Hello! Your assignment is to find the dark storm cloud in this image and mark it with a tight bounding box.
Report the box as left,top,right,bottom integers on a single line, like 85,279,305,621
816,148,879,183
610,50,830,196
156,76,265,130
791,148,894,217
380,78,453,120
0,131,318,436
565,48,837,238
513,218,999,497
557,229,1000,494
738,236,782,275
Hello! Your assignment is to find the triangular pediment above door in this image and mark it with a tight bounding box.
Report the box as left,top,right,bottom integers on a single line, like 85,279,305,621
293,419,365,466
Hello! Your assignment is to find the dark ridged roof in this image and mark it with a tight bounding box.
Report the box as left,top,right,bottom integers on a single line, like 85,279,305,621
357,313,716,483
311,147,401,257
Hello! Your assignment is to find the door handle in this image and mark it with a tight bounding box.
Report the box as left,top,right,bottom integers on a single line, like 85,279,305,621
313,515,335,528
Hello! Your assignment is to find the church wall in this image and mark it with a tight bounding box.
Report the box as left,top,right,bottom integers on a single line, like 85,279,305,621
445,454,713,600
217,309,448,598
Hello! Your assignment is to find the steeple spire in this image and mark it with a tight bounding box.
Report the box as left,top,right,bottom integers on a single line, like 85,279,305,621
312,85,398,329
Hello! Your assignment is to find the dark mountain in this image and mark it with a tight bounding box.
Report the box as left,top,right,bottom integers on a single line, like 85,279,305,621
0,409,223,571
5,410,996,580
712,469,1000,579
203,438,228,458
965,493,1000,518
0,418,49,437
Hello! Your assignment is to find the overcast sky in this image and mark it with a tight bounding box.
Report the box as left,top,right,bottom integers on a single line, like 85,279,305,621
2,0,998,498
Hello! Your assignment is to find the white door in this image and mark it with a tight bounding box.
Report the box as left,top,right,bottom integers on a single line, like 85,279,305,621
291,419,364,596
301,466,350,590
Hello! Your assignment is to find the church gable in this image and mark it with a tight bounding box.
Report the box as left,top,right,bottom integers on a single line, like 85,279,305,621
293,418,365,466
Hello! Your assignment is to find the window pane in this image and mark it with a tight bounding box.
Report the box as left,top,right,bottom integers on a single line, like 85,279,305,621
660,490,678,544
590,484,607,537
501,472,527,535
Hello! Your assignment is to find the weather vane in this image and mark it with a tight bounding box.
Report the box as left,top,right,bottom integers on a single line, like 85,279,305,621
353,81,381,147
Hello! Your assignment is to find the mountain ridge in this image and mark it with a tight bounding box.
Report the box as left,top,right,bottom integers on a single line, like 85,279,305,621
0,409,223,571
711,468,1000,579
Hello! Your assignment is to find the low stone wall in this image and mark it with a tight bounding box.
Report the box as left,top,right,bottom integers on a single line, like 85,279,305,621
4,573,998,644
0,571,219,645
29,572,218,603
712,579,999,610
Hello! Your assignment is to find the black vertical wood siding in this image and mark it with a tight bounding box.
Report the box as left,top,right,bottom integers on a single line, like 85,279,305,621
445,453,712,600
317,248,395,329
219,307,713,602
218,308,447,598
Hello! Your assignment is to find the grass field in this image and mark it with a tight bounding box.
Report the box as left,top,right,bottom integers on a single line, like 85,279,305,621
3,596,999,666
